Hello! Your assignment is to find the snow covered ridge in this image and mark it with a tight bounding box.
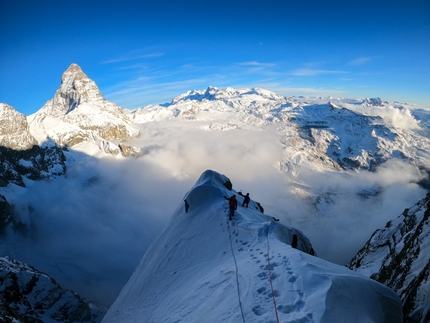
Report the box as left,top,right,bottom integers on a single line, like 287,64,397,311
103,170,402,323
28,63,140,157
349,193,430,323
0,256,106,323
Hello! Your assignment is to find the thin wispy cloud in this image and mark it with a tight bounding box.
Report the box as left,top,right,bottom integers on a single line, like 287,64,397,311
292,68,347,76
347,57,372,66
237,61,277,68
104,76,221,108
103,60,284,108
266,85,345,97
101,50,164,64
232,61,279,77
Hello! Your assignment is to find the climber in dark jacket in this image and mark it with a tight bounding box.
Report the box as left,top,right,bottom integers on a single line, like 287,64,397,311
224,195,237,220
242,193,250,207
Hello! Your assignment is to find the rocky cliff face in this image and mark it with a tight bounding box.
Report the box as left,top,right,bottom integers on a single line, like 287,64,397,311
30,63,140,156
0,103,38,150
0,256,106,323
0,144,67,187
349,193,430,323
0,195,25,236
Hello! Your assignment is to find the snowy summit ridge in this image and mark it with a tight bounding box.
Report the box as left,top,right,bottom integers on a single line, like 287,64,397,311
103,170,402,323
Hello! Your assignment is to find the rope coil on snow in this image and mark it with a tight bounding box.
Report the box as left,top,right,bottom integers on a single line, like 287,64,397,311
227,219,246,323
266,227,280,323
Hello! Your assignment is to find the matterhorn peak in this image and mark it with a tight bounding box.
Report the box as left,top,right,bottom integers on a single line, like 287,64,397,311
40,63,103,117
60,63,92,92
28,64,140,156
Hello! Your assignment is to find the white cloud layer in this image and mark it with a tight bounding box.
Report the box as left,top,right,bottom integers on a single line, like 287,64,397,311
343,103,422,130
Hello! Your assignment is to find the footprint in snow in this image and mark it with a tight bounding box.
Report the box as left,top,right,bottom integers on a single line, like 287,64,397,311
252,305,267,316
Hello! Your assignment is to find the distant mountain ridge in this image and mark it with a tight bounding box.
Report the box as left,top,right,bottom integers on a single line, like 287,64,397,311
131,85,430,178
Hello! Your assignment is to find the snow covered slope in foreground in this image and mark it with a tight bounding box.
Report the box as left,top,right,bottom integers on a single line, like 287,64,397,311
103,170,402,323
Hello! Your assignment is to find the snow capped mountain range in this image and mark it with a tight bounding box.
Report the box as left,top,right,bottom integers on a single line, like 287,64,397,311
132,85,430,173
1,63,430,322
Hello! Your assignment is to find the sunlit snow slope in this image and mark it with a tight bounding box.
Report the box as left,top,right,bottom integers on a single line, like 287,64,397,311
103,170,402,323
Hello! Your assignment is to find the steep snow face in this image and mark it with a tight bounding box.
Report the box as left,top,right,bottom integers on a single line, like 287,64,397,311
29,63,140,157
349,194,430,323
103,170,402,323
0,103,37,150
0,256,106,323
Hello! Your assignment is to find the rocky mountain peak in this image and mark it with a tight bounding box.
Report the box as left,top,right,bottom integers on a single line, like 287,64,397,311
60,63,103,104
40,63,103,117
0,103,37,150
62,63,84,79
30,64,140,156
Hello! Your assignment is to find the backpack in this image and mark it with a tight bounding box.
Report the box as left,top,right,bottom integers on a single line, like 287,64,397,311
229,198,237,208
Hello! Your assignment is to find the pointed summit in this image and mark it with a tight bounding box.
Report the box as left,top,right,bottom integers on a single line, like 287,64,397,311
60,63,88,90
29,64,140,156
60,63,103,102
40,63,103,117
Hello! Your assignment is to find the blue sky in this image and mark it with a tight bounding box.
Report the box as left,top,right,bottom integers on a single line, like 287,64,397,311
1,0,429,115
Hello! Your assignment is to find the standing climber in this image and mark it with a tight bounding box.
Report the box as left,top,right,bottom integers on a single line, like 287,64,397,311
242,193,250,208
291,234,298,249
224,195,237,220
